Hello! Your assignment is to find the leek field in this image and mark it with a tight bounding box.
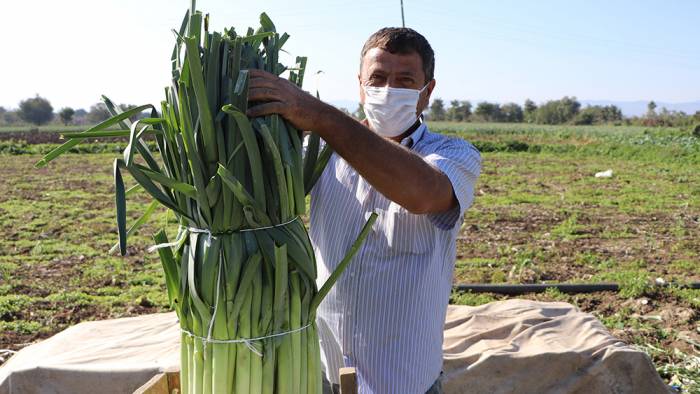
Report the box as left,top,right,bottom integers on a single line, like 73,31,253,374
0,122,698,391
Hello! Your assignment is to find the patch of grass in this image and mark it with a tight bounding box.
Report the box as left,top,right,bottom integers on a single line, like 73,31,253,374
0,320,44,335
450,290,498,306
670,260,697,272
543,287,569,302
0,294,36,320
454,258,508,283
46,291,95,306
551,213,585,240
592,270,654,298
668,287,700,309
128,272,160,287
0,125,96,133
596,306,656,332
491,270,507,283
600,225,636,240
0,262,18,281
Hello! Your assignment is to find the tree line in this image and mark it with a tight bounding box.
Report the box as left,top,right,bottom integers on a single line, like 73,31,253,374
428,97,700,128
3,94,699,132
0,95,144,128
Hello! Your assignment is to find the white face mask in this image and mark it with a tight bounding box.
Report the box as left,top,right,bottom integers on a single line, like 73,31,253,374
362,84,427,138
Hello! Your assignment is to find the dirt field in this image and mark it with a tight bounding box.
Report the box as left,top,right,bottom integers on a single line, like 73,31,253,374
1,123,698,390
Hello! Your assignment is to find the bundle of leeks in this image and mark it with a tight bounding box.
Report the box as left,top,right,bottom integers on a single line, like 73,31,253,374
36,2,375,393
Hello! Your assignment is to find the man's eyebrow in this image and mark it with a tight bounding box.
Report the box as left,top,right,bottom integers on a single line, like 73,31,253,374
368,68,388,75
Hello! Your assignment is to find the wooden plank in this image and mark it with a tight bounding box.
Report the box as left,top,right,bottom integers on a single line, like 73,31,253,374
133,371,180,394
167,371,180,392
133,373,168,394
339,367,358,394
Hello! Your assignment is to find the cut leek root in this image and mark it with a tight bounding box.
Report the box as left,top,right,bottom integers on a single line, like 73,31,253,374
38,2,373,393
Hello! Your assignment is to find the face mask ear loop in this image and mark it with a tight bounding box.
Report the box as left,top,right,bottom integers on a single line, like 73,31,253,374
416,83,430,114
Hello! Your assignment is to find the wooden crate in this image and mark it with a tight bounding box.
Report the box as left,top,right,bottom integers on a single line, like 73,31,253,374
133,368,357,394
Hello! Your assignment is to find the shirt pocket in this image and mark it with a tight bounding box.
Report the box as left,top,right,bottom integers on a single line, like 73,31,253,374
368,205,433,256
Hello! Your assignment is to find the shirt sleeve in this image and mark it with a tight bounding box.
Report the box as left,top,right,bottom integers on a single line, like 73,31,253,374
423,137,481,231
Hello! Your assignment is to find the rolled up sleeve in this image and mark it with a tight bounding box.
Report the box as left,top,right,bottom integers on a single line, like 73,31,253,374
424,138,481,231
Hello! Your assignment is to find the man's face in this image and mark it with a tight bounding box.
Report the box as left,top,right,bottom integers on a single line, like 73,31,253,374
358,47,436,116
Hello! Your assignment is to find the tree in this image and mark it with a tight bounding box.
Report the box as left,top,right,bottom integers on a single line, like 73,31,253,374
602,105,623,123
18,95,54,126
474,101,503,122
429,98,446,121
532,96,581,124
59,107,75,126
574,105,622,125
574,109,596,125
87,103,111,124
3,111,19,125
446,100,472,122
500,103,524,123
447,100,460,121
458,100,472,121
523,99,537,122
646,101,657,118
119,103,149,121
69,108,89,125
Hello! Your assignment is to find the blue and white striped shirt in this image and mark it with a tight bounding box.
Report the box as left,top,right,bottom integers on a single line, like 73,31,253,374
310,121,481,393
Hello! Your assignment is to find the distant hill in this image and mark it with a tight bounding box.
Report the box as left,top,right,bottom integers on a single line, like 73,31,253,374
581,100,700,117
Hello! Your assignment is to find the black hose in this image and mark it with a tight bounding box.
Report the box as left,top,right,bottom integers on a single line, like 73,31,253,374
453,282,700,295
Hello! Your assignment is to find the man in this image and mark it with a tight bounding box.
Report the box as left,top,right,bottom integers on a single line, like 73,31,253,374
248,28,481,393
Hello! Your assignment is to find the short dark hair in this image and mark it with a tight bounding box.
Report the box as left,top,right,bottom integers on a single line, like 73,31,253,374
360,27,435,83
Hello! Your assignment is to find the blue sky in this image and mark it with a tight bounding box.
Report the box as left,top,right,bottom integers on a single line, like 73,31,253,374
1,0,699,111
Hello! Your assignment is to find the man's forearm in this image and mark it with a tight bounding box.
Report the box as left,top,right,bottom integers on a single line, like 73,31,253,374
312,103,455,214
243,69,456,214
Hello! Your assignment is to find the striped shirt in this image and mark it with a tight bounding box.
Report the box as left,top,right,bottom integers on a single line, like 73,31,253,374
310,120,482,393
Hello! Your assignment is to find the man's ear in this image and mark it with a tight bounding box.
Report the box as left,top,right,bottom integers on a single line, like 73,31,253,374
358,73,365,104
425,79,436,98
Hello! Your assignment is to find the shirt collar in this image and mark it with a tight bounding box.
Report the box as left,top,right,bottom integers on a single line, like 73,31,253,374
400,117,427,149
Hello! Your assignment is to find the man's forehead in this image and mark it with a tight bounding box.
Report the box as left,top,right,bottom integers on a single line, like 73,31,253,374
361,47,422,74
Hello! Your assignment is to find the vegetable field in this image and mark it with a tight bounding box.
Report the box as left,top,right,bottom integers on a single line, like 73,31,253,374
1,122,698,391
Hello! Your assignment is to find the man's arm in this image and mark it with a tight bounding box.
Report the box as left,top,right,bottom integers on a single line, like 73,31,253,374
246,69,455,215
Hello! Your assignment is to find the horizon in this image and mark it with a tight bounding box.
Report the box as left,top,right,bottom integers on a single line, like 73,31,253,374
2,0,699,111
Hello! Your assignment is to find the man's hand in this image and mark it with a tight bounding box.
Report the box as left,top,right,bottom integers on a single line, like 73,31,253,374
247,69,328,131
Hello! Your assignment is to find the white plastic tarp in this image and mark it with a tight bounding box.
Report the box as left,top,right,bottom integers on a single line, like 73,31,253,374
0,300,670,393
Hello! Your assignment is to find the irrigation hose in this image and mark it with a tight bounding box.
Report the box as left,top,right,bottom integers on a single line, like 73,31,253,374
453,282,700,295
